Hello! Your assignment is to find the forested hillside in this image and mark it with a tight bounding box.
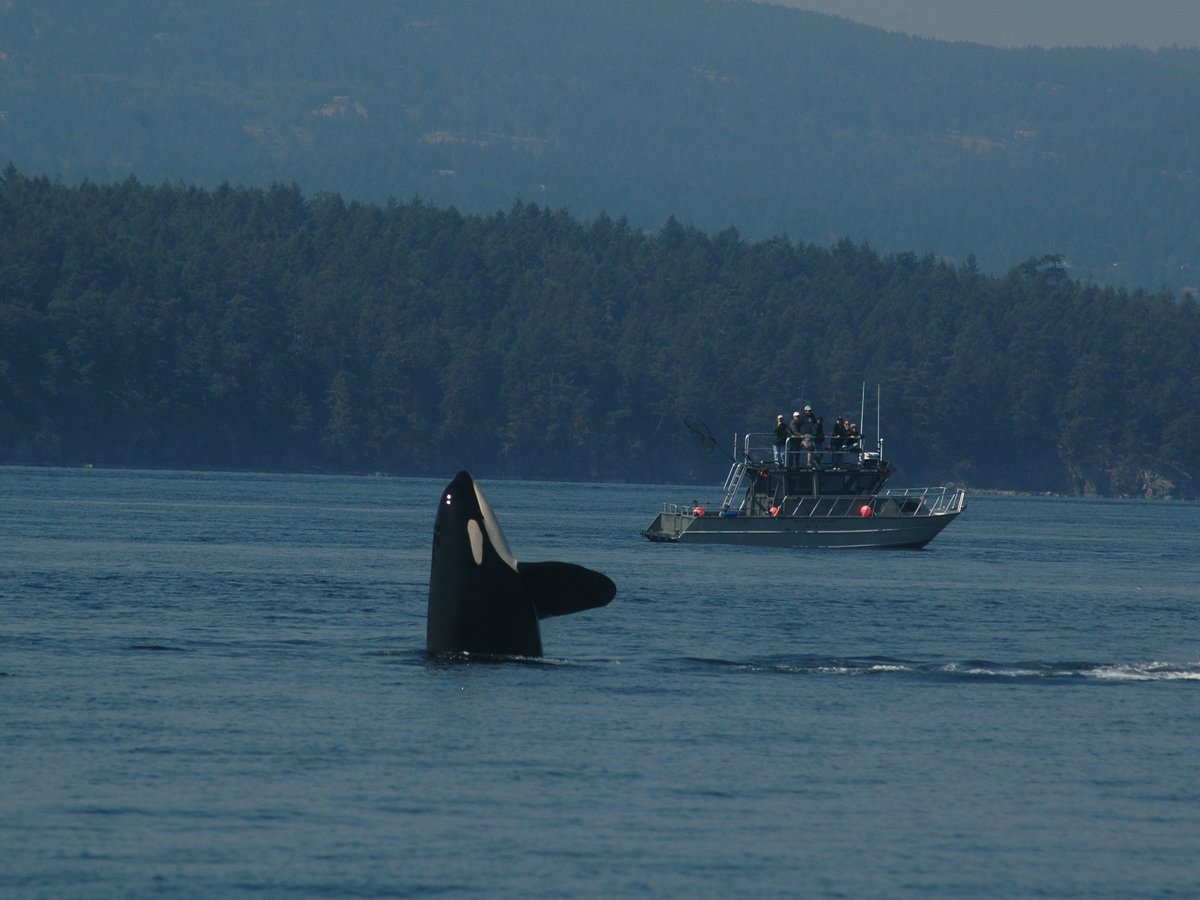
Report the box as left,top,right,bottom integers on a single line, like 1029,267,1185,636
2,170,1197,496
1,0,1198,293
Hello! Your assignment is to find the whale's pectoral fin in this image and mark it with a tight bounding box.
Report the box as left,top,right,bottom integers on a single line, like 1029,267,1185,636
517,561,617,620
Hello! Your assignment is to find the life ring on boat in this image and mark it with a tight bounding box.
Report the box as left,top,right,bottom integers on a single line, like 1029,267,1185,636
694,507,706,517
859,504,874,518
769,506,779,517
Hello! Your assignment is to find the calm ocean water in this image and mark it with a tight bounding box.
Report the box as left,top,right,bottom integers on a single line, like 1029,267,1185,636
2,465,1198,898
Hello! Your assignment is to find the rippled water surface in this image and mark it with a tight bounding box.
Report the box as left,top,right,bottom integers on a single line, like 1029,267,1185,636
2,466,1198,897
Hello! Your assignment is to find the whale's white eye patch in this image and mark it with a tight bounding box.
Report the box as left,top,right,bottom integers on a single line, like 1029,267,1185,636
472,481,518,571
467,518,484,565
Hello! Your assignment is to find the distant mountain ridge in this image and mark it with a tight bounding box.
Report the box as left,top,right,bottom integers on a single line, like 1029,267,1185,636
1,0,1198,292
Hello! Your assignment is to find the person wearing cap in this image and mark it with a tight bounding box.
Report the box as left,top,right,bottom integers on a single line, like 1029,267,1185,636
787,410,804,466
773,414,790,466
793,405,818,467
845,421,862,454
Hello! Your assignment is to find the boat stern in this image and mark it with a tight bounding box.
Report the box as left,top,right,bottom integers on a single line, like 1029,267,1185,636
642,509,689,542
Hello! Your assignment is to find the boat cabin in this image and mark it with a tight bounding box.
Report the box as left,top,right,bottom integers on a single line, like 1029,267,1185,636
722,433,894,515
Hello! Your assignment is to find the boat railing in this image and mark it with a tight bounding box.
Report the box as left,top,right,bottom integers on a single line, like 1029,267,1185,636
777,485,965,518
658,485,965,520
741,432,874,469
657,501,719,517
875,485,966,515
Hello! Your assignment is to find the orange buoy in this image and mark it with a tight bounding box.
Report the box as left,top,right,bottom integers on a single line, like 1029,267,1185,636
859,504,873,518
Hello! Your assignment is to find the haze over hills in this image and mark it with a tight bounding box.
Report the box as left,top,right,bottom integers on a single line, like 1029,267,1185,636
2,0,1198,294
769,0,1200,50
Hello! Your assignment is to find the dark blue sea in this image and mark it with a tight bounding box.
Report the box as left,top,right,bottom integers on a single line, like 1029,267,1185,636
3,465,1198,898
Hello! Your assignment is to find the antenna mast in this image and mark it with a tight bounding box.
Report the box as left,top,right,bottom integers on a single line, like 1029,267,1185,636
859,382,866,439
876,383,883,456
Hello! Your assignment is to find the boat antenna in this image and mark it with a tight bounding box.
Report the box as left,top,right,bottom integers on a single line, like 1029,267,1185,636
859,381,866,439
876,383,882,455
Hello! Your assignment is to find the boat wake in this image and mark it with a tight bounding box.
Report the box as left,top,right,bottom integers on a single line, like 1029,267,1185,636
685,656,1200,682
943,660,1200,681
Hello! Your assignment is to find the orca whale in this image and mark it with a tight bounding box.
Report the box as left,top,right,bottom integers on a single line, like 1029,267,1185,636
426,471,616,657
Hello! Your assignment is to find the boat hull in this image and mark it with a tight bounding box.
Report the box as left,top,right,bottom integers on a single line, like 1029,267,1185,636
643,509,960,549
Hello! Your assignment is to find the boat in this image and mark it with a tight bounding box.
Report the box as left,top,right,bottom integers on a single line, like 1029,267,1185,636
643,431,965,549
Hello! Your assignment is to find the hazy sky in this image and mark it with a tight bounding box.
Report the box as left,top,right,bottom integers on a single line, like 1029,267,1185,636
763,0,1200,49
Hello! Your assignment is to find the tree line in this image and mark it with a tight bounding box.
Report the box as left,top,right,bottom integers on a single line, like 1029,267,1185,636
1,168,1197,496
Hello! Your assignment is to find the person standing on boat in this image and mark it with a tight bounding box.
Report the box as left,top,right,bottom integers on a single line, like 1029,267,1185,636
800,406,818,467
831,417,848,464
792,406,817,467
773,415,790,466
813,415,825,465
832,417,847,448
788,411,805,466
799,405,817,435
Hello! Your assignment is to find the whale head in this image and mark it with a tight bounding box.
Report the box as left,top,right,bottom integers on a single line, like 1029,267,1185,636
426,471,616,658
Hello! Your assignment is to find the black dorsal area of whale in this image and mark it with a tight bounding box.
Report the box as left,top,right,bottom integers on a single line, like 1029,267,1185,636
426,471,616,658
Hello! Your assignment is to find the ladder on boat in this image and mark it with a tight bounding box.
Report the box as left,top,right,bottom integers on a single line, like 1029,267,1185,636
721,461,748,511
